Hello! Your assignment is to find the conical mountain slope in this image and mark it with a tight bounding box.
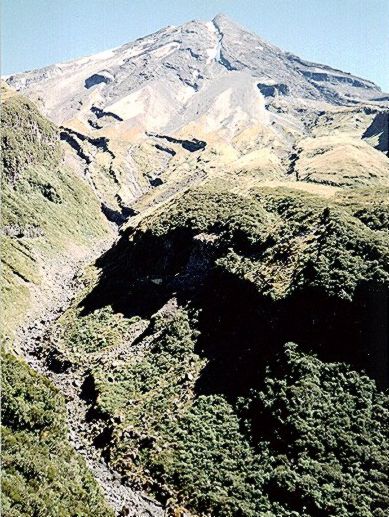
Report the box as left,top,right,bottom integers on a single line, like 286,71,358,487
6,14,387,125
6,14,389,212
3,14,389,517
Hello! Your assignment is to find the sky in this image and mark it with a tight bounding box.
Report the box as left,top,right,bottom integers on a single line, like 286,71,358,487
2,0,389,91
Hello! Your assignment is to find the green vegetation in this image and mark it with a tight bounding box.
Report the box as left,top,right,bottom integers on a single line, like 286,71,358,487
136,186,389,300
66,305,389,516
60,304,137,356
1,94,110,340
334,186,389,232
52,184,388,516
145,188,273,245
1,348,113,517
93,310,205,481
1,95,113,515
1,96,59,183
255,342,389,517
75,309,271,515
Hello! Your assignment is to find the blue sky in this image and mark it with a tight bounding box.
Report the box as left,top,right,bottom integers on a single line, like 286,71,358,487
2,0,389,91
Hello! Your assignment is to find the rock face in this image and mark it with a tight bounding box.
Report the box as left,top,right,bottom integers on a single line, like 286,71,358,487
5,14,389,212
6,14,386,121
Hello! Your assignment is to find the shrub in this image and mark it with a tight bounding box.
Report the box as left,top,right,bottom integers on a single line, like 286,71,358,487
1,349,113,516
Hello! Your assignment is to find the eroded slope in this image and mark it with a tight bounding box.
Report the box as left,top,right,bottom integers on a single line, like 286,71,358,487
5,16,389,214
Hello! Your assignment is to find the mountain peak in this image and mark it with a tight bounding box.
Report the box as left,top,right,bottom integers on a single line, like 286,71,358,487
212,13,233,24
211,12,246,31
5,11,386,131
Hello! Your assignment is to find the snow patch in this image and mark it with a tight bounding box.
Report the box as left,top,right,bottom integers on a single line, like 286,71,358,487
151,42,180,58
205,21,217,34
206,46,219,62
122,42,179,61
59,48,117,69
205,20,221,63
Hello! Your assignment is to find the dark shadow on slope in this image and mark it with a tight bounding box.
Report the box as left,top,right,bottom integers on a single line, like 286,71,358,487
80,372,98,404
79,230,388,395
79,227,197,319
192,272,388,398
362,112,389,155
101,203,131,225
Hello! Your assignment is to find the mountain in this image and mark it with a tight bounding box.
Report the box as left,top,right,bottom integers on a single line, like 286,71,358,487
5,14,389,215
6,14,387,118
2,14,389,517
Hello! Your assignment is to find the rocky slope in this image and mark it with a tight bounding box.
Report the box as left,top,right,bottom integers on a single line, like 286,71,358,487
5,15,389,214
12,245,164,517
6,14,387,119
1,89,164,516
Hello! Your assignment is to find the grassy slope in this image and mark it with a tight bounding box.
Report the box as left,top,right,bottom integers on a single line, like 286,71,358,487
55,185,389,516
1,94,111,341
1,94,113,515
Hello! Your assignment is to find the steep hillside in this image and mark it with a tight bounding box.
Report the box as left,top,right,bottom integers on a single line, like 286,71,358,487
34,184,389,516
1,348,114,517
0,91,116,515
1,91,112,340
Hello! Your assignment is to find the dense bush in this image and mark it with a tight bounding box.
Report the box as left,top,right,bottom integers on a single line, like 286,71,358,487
61,305,136,355
334,187,389,232
86,308,389,516
134,186,389,300
69,185,389,516
158,395,270,516
93,311,205,477
90,310,271,515
255,343,389,516
145,189,273,250
2,349,64,433
1,349,113,516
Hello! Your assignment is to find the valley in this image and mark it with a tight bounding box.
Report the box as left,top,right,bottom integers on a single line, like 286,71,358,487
1,13,389,517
